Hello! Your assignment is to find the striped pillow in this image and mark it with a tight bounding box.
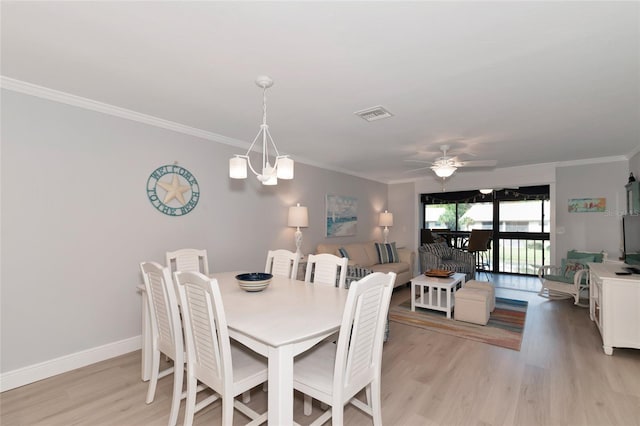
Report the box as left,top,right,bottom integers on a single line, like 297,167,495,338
338,247,349,259
375,242,399,264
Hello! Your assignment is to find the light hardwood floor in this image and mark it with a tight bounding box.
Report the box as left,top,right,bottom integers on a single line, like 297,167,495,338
2,277,639,426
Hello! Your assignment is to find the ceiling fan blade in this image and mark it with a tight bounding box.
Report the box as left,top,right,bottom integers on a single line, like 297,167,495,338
455,160,498,168
404,159,433,165
404,165,434,173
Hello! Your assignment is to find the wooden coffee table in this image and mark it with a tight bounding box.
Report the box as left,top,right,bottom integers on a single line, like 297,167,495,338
410,272,466,319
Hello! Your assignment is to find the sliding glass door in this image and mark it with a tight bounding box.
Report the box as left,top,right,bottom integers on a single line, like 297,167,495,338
421,186,550,276
495,199,550,274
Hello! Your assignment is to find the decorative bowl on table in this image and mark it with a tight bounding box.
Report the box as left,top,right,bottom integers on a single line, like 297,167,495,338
235,273,273,292
424,269,455,278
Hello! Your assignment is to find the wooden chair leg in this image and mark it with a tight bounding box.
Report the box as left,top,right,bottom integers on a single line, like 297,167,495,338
183,374,198,426
221,394,234,426
371,379,383,426
145,349,160,404
168,361,183,426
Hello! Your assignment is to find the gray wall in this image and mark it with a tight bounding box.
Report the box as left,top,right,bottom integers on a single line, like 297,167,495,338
555,161,628,263
386,182,415,250
630,149,640,178
390,160,631,267
404,163,557,258
2,87,636,380
0,90,387,373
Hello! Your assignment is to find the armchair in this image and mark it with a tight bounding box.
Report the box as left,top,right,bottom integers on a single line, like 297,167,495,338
419,242,475,281
538,250,607,307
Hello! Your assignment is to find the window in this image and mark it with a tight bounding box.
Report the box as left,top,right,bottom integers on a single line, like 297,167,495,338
459,202,493,230
421,186,550,275
424,204,448,229
498,200,550,232
421,191,493,231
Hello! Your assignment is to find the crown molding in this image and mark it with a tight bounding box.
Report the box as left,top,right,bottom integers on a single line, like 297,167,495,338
1,76,388,184
554,155,628,167
291,156,389,184
1,76,630,186
0,76,247,149
627,144,640,159
387,156,630,185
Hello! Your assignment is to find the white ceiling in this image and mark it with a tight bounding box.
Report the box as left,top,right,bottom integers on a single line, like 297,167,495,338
2,1,639,183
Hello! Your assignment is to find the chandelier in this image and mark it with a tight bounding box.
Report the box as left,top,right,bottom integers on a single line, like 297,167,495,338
229,76,294,185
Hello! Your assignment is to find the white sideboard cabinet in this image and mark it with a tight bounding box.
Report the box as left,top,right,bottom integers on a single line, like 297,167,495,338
589,262,640,355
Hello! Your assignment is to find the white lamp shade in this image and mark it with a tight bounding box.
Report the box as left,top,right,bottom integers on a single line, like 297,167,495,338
288,203,309,227
479,188,493,194
379,210,393,227
277,157,294,179
432,164,457,178
229,156,247,179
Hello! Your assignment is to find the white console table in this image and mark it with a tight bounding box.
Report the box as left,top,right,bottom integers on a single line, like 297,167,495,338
589,262,640,355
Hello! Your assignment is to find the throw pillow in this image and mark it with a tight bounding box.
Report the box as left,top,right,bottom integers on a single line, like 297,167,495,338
375,242,399,264
561,255,595,269
568,250,604,263
338,247,349,259
545,274,574,284
563,258,592,281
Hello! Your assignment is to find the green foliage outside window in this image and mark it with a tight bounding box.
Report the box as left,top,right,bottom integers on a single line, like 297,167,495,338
438,203,473,230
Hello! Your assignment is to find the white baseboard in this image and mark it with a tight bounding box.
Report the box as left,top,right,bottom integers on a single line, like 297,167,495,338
0,336,141,392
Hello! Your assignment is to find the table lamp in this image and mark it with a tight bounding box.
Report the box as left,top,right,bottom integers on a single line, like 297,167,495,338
288,203,309,258
379,210,393,244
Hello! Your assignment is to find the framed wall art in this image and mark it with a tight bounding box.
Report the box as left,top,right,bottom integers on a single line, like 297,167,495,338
326,194,357,237
147,164,200,216
568,197,606,213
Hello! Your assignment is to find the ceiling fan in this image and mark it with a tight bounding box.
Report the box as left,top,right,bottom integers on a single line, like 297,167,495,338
406,144,497,179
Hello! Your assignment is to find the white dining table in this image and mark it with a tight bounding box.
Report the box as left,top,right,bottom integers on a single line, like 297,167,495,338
139,271,348,425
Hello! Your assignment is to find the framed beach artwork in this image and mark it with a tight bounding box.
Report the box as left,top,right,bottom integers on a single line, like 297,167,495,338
326,194,357,237
568,197,606,213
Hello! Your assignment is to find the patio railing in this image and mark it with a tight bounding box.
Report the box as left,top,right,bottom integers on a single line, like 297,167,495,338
492,232,550,275
424,230,550,276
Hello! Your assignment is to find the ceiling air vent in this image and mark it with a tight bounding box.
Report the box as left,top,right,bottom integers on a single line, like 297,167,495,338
354,105,394,122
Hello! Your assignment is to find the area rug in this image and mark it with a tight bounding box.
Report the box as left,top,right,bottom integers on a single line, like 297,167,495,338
389,297,528,351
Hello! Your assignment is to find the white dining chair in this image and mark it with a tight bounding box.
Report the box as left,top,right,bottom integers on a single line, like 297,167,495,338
166,248,210,275
294,271,396,426
174,271,268,426
265,249,299,279
304,253,348,288
303,252,350,410
139,261,184,426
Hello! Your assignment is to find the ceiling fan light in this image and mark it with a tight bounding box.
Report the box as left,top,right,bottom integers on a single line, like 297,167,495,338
433,164,457,178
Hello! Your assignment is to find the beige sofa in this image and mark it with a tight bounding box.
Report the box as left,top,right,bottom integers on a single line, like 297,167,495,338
316,241,415,288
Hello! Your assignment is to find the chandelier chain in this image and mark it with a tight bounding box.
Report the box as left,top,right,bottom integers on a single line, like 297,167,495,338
262,85,267,127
